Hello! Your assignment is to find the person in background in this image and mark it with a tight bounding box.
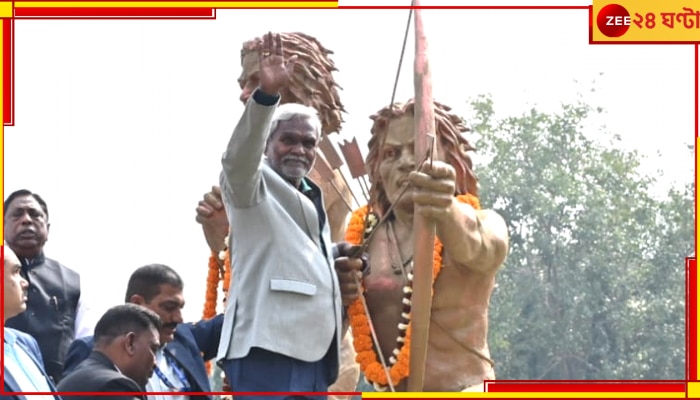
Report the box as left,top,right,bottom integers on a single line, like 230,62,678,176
4,189,94,383
63,264,224,400
3,242,61,400
57,304,161,400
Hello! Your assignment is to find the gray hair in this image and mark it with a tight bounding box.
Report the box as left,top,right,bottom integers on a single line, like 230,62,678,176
269,103,322,140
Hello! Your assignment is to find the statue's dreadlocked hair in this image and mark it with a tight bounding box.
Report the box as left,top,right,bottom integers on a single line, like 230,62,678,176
241,32,346,136
366,99,478,215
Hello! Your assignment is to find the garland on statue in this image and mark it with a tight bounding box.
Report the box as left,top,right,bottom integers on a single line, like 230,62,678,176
345,194,480,390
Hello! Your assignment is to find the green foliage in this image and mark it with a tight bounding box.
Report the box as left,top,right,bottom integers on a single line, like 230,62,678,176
469,95,691,380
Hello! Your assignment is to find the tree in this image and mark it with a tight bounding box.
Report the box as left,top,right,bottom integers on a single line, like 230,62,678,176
469,94,691,380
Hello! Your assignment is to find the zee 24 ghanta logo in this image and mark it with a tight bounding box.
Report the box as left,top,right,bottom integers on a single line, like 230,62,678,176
596,3,700,38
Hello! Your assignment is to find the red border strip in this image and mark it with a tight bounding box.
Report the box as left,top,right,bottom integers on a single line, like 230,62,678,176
688,258,697,381
486,382,686,392
14,7,216,18
3,18,12,126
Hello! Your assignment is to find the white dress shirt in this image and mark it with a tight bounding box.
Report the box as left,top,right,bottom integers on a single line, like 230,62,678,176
145,349,190,400
73,293,96,339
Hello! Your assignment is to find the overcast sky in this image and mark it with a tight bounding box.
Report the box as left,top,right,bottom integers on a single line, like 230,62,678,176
4,5,695,325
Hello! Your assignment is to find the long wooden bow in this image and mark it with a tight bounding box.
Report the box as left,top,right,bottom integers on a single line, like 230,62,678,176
407,0,437,392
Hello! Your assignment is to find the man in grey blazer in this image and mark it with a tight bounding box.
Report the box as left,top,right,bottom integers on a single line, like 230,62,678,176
216,32,364,399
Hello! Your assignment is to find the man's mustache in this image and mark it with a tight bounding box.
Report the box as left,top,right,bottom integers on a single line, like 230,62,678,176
282,155,309,167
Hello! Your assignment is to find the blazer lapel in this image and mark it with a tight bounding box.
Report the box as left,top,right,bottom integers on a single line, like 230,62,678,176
297,190,321,248
263,161,321,248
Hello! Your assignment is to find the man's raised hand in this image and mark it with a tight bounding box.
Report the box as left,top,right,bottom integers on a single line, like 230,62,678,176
258,32,298,96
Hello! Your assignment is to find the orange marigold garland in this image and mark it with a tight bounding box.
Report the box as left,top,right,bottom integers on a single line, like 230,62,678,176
222,249,232,299
346,194,480,390
202,254,220,319
202,236,233,376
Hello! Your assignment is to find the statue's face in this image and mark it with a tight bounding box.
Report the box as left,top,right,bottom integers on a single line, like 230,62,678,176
378,115,417,211
239,52,260,104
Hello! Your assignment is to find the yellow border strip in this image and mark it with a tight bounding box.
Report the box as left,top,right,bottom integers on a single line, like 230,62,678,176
0,2,11,17
689,382,700,398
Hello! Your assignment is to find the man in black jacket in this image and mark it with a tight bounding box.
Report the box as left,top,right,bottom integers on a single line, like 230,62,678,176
57,304,161,400
4,189,93,383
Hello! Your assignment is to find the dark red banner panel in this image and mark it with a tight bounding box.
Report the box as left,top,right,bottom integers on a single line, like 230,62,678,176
486,382,686,392
688,257,697,381
14,7,216,19
3,18,12,126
